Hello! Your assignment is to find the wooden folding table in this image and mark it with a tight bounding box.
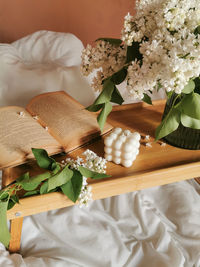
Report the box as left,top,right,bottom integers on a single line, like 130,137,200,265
2,100,200,253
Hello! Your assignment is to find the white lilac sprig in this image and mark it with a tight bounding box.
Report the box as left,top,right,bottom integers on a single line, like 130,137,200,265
82,149,107,173
0,148,109,248
62,149,107,207
81,40,126,92
78,180,92,208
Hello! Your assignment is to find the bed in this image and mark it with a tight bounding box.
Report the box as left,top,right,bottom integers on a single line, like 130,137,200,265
0,30,200,267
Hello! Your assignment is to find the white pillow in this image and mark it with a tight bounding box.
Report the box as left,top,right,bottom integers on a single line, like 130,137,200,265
0,30,95,107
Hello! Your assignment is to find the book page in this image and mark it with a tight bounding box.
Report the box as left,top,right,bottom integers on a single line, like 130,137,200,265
26,91,112,152
0,106,62,169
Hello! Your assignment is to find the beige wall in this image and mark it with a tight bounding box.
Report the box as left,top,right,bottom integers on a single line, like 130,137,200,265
0,0,135,45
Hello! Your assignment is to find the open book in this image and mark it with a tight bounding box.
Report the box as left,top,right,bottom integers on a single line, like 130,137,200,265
0,91,112,169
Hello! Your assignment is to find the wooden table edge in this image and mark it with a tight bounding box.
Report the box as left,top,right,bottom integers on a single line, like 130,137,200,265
7,160,200,220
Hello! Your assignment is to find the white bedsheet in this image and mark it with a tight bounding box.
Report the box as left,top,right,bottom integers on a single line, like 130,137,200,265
0,31,200,267
0,180,199,267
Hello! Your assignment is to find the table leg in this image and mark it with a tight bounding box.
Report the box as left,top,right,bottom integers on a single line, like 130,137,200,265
2,168,14,187
9,217,23,253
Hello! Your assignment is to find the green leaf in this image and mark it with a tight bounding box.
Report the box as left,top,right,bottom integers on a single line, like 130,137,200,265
47,166,73,192
21,182,39,191
79,166,111,179
194,25,200,35
96,38,122,46
23,190,39,197
126,42,142,63
16,172,30,183
180,93,200,120
10,195,19,204
0,200,10,248
40,181,48,194
86,80,116,116
182,80,195,94
86,103,103,112
18,171,51,191
7,195,19,210
7,200,16,210
40,181,57,194
61,170,83,203
181,113,200,129
51,162,61,174
111,86,124,105
155,108,181,140
142,93,152,105
97,102,112,132
30,172,52,183
0,191,9,201
111,68,127,85
94,80,114,105
32,148,55,170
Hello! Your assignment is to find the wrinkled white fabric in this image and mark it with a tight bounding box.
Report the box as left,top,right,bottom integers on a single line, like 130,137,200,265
0,31,199,267
0,180,199,267
0,31,95,107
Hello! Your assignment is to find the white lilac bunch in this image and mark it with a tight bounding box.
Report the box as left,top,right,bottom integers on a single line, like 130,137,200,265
82,149,107,173
81,0,200,97
62,150,107,207
78,180,92,208
81,0,200,141
122,0,200,98
81,40,126,92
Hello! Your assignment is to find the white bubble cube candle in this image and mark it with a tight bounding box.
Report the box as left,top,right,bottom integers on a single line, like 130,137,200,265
104,128,141,167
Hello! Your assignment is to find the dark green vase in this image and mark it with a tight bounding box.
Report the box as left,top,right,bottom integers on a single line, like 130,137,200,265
162,94,200,150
